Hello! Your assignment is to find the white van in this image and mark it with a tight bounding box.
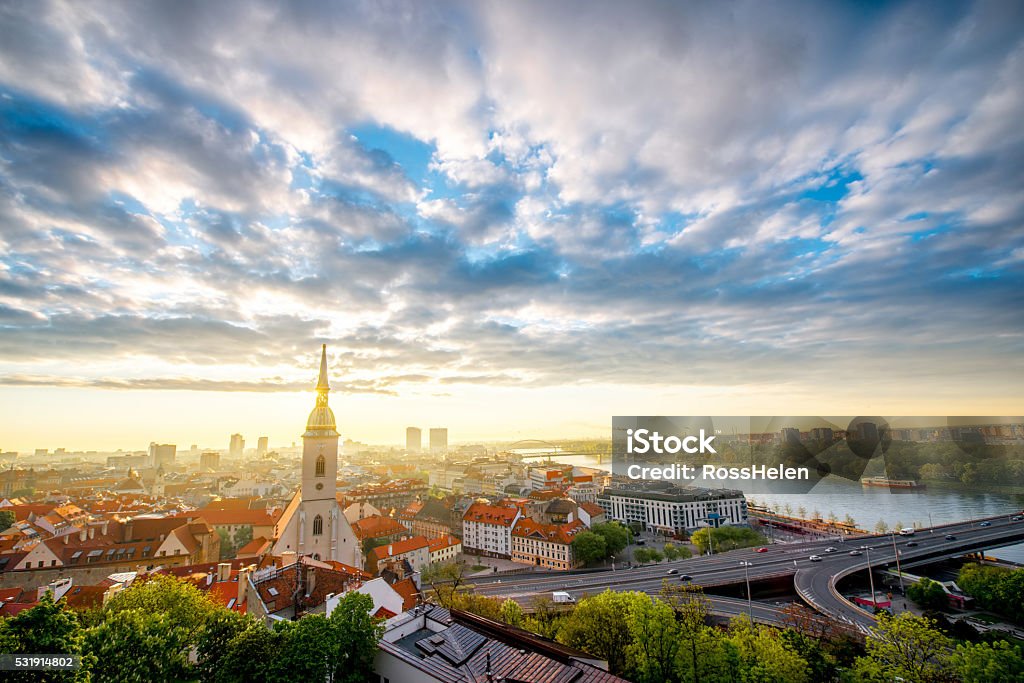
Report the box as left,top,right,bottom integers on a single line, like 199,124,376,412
552,591,576,604
899,527,915,536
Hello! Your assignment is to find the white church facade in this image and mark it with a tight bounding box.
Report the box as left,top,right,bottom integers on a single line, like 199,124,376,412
272,345,362,567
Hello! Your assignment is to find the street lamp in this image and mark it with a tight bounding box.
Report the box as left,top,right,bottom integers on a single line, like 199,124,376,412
740,561,753,618
890,532,905,594
865,547,877,611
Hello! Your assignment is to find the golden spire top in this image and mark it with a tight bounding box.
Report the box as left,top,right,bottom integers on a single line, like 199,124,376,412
316,343,330,392
305,344,337,435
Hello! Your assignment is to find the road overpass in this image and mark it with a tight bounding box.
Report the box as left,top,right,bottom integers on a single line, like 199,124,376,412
469,512,1024,631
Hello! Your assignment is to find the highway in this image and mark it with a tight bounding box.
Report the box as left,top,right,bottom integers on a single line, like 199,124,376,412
470,512,1024,630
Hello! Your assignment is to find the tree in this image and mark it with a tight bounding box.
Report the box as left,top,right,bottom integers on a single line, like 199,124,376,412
195,609,251,680
570,530,608,566
422,560,469,609
875,519,889,534
0,592,91,683
626,596,681,683
324,591,385,683
906,578,948,611
85,609,192,682
725,616,810,683
948,640,1024,683
634,548,651,564
558,590,647,675
499,599,525,628
208,620,281,683
591,522,632,556
0,509,14,532
663,542,680,560
691,526,765,555
853,612,953,683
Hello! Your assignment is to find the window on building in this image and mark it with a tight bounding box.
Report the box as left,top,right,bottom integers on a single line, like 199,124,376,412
313,514,323,536
315,455,326,477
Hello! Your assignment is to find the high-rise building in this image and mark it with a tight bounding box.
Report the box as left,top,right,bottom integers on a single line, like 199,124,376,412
149,443,176,468
429,428,448,456
780,428,801,446
406,427,422,453
229,433,245,459
272,345,360,567
199,451,220,472
257,436,269,458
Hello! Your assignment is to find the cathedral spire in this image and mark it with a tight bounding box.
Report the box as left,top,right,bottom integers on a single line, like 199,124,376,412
305,344,337,434
316,343,330,392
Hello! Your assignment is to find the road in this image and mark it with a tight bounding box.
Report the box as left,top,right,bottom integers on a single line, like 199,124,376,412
469,512,1024,630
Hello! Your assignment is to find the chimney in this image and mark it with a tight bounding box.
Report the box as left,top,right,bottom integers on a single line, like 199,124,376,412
237,567,250,604
79,529,87,542
88,527,95,540
281,550,297,567
64,534,70,545
217,562,231,583
102,520,109,535
388,544,393,557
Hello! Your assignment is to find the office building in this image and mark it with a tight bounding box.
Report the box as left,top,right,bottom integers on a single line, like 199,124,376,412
405,427,422,453
429,428,448,456
229,433,244,459
199,451,220,472
597,482,747,534
149,443,176,468
256,436,269,458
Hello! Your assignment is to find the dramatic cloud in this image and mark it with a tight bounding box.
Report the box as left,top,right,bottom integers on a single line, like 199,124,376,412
0,0,1022,411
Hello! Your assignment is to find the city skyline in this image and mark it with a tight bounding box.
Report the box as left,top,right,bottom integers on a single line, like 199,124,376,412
2,1,1023,450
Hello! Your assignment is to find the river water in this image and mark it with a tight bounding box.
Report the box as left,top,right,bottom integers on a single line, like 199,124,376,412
547,453,1024,563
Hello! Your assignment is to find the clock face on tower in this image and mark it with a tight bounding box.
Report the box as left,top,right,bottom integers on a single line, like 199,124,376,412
316,483,323,490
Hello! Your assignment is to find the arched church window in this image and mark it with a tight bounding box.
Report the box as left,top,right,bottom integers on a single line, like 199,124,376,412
313,515,323,536
315,455,325,477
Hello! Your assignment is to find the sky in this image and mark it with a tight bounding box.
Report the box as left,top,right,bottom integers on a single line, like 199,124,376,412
1,1,1023,451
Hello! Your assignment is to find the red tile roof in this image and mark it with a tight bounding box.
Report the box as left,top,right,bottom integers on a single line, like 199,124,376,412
427,535,461,552
580,502,605,517
390,577,419,611
370,536,430,561
512,518,586,545
463,502,519,526
351,515,407,541
235,536,271,558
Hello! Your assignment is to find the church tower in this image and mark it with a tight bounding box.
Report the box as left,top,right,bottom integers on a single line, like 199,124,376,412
271,345,361,567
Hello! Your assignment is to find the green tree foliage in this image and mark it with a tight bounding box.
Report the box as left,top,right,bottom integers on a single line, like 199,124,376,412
725,616,810,682
590,522,632,556
0,575,384,683
498,599,524,628
0,592,91,683
557,590,647,675
690,526,765,554
0,509,15,532
853,612,953,683
662,542,690,560
958,562,1024,624
626,596,681,683
906,578,948,611
85,609,192,682
948,640,1024,683
569,530,608,566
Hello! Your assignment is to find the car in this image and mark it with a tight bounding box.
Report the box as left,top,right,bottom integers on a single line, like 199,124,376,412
849,550,863,556
945,534,957,540
680,575,693,581
980,521,992,527
824,547,838,553
906,541,919,547
859,545,871,550
755,547,768,553
808,555,823,562
667,568,678,575
1012,516,1022,521
636,539,646,545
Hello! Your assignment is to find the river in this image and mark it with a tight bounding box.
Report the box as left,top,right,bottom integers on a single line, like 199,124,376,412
546,453,1024,563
